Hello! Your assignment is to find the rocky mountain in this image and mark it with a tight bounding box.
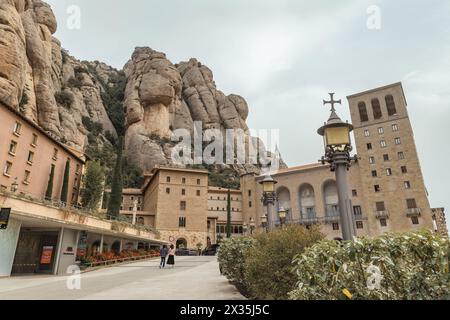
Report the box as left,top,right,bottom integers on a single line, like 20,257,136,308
0,0,283,183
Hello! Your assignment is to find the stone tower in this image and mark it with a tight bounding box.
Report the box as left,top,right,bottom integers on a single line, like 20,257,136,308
347,82,433,235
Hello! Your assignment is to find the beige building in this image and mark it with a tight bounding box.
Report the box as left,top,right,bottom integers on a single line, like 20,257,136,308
0,103,164,277
0,103,84,203
107,82,443,248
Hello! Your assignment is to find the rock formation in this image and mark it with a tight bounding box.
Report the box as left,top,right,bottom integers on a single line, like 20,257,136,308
0,0,284,179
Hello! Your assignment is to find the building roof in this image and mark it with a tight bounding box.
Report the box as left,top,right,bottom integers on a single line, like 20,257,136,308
257,163,327,179
1,103,86,163
346,82,407,105
104,188,143,195
143,165,209,193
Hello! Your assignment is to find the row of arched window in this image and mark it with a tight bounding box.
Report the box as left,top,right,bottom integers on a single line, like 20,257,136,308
358,95,397,122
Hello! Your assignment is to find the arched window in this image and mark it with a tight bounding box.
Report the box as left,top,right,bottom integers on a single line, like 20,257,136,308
323,180,339,218
385,95,397,116
371,98,382,119
276,187,292,222
358,102,369,122
299,184,316,220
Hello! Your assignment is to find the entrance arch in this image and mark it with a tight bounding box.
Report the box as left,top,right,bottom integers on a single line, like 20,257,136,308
176,238,187,249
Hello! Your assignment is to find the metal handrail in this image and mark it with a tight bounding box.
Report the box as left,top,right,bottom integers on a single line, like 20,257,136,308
81,253,160,268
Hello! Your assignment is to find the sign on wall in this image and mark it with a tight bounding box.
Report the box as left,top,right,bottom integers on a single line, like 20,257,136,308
0,208,11,230
40,246,54,265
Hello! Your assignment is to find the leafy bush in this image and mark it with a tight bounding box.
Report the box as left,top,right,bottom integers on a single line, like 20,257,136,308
218,237,256,296
244,225,323,300
55,90,74,108
289,230,450,300
19,92,29,113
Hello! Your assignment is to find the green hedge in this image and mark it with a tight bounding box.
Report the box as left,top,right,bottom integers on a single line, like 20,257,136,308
244,225,323,300
218,237,256,296
289,230,450,300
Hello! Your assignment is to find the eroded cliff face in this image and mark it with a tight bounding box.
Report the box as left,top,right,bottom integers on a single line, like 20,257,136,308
123,47,265,174
0,1,282,177
0,0,117,150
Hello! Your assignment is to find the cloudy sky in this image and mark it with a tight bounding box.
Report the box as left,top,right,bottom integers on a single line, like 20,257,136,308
47,0,450,226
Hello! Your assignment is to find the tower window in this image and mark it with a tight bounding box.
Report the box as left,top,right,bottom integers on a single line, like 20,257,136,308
392,124,399,132
364,129,370,137
356,221,364,229
411,216,419,225
358,102,369,122
401,166,408,174
386,168,392,176
332,223,339,231
367,143,373,150
369,156,375,164
398,152,405,160
378,127,384,134
376,201,386,211
380,140,387,148
404,181,411,189
385,95,397,116
352,189,358,197
166,188,170,194
380,219,387,227
182,177,186,184
383,154,390,161
374,185,381,192
372,170,378,177
181,189,186,195
395,137,401,145
180,201,186,210
179,217,186,228
166,176,171,183
371,98,383,119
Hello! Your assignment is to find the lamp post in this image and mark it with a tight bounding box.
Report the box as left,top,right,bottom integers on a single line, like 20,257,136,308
318,93,358,241
249,218,255,235
259,173,278,231
278,206,287,227
260,214,268,232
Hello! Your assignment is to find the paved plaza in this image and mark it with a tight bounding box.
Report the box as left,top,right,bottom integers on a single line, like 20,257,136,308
0,256,244,300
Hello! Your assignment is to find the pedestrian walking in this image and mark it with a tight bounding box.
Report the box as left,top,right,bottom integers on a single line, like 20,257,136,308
166,244,175,268
159,245,168,269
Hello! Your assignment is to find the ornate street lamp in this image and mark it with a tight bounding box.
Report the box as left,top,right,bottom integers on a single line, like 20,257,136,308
242,223,248,235
278,206,287,227
11,178,18,193
249,217,256,235
318,93,358,241
259,173,278,230
260,214,268,231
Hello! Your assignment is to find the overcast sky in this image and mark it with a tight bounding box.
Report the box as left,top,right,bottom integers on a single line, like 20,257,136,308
47,0,450,227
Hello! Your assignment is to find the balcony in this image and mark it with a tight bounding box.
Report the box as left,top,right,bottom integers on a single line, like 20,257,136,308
406,208,421,217
325,206,340,223
298,211,320,225
375,210,390,219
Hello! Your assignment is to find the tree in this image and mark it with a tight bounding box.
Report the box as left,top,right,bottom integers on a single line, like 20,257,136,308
60,159,70,203
81,161,105,210
106,137,124,218
226,188,232,238
45,164,55,200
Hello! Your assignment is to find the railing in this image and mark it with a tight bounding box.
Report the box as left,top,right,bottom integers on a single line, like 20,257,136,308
0,188,159,236
406,208,421,217
81,253,160,268
325,206,340,223
375,210,390,219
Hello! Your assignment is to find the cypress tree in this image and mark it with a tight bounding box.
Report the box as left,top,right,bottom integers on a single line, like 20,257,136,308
226,188,232,238
60,159,70,203
45,164,55,200
106,137,123,218
81,161,105,210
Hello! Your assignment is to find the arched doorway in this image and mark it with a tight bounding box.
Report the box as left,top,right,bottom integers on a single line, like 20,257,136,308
111,240,121,254
176,238,187,249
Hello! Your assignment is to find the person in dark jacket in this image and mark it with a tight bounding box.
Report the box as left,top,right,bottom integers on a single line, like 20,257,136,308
159,245,168,268
166,244,175,268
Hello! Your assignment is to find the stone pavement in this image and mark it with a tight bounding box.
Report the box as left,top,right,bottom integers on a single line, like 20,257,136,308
0,256,245,300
